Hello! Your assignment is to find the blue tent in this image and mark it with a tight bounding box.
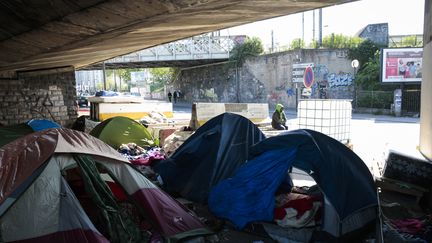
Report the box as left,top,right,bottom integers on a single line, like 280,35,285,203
209,129,377,237
154,113,265,203
27,119,61,131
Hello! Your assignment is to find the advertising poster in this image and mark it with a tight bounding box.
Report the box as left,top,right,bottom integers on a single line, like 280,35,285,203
381,48,423,83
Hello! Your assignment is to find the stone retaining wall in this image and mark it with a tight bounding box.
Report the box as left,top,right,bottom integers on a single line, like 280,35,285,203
0,67,77,127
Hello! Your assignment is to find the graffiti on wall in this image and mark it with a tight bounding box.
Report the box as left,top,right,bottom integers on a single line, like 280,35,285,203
327,72,354,88
286,88,295,97
313,64,329,81
20,90,56,120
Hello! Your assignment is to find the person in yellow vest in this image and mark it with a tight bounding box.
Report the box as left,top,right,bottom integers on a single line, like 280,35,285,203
272,104,288,130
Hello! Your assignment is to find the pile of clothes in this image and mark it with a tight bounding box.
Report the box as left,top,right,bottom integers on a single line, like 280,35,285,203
274,192,322,228
140,111,171,126
118,143,165,166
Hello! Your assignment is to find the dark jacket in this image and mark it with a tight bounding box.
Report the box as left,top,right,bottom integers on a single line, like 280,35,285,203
271,104,287,128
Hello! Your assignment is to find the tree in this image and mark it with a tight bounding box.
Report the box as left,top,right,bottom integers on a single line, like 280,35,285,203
322,33,363,49
309,40,319,49
290,38,305,50
348,39,380,71
400,35,423,47
354,52,380,90
229,36,264,67
149,68,178,92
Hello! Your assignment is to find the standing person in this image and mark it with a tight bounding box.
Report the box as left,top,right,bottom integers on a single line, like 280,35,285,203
272,103,288,130
173,90,179,103
167,91,172,102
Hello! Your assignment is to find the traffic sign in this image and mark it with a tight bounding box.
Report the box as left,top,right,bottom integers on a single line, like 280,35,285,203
292,63,314,83
303,66,314,88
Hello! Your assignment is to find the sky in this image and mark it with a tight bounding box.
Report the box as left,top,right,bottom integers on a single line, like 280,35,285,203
218,0,425,49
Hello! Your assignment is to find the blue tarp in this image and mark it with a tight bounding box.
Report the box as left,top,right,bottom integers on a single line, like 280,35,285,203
95,90,119,97
27,119,61,132
208,129,377,231
208,148,297,228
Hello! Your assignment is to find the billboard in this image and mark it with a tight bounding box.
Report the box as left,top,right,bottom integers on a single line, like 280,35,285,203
381,48,423,83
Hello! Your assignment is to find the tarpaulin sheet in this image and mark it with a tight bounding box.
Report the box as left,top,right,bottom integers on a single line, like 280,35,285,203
208,148,297,228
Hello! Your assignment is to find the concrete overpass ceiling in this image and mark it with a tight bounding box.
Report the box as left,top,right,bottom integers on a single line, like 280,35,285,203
0,0,356,74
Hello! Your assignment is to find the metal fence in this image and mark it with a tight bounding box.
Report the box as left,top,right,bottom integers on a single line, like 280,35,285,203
402,89,421,114
355,89,421,115
356,90,393,109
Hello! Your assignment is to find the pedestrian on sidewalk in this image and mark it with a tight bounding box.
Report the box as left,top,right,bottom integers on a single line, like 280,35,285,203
173,90,179,103
167,91,172,102
272,103,288,130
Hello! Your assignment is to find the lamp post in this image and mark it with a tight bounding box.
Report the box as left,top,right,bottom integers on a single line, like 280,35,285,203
351,59,359,109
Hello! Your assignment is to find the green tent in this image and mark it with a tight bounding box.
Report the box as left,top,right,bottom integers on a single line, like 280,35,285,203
0,119,61,147
90,116,154,149
0,123,34,147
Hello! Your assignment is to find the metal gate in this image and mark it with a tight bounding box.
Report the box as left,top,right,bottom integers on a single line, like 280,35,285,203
402,89,421,114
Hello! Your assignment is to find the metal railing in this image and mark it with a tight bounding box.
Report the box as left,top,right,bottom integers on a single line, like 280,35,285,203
105,35,246,63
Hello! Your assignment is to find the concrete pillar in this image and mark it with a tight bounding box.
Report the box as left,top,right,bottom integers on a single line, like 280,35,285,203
0,67,78,127
420,0,432,159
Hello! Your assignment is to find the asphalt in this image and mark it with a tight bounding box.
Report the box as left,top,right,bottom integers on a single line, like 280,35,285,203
172,101,420,124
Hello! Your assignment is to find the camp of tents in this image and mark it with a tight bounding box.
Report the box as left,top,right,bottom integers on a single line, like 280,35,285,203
0,113,379,242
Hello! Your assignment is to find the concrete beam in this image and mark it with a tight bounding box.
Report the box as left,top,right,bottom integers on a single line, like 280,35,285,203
0,0,357,73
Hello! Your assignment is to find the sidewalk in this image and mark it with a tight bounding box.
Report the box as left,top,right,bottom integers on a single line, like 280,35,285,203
172,102,420,124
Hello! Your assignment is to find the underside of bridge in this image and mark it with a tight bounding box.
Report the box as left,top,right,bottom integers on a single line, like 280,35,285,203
0,0,356,75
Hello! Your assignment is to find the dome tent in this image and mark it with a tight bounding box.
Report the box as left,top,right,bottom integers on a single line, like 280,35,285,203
0,129,209,242
209,129,377,239
90,116,154,149
0,119,61,147
154,113,265,203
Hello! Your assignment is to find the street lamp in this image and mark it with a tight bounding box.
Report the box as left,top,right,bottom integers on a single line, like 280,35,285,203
351,59,359,109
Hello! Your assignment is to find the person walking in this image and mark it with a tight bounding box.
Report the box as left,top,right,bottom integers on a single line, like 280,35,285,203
272,103,288,130
173,90,179,103
167,91,172,102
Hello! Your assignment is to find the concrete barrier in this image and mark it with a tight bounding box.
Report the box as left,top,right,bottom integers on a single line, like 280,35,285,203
88,96,173,121
189,102,269,129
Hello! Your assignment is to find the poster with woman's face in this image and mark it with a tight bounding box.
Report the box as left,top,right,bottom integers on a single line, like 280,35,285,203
382,48,423,83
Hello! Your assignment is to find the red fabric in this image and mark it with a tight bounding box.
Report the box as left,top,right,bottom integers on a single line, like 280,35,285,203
130,154,165,166
132,188,206,237
274,193,322,220
106,181,128,202
9,229,108,243
391,219,424,234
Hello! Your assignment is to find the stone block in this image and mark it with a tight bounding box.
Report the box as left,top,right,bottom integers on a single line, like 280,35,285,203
54,101,64,106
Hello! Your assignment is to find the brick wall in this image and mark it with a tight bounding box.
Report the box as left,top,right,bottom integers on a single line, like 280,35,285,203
0,67,78,127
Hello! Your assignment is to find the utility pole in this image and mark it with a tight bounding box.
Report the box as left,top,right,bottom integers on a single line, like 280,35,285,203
312,10,315,42
319,9,323,47
302,13,305,43
102,61,107,90
271,30,274,53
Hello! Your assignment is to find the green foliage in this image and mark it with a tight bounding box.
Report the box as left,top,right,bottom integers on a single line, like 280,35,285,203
290,38,305,50
348,39,380,71
149,68,178,92
322,33,363,49
357,91,393,109
106,68,144,91
400,35,423,47
229,36,264,66
309,40,319,49
354,52,380,90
